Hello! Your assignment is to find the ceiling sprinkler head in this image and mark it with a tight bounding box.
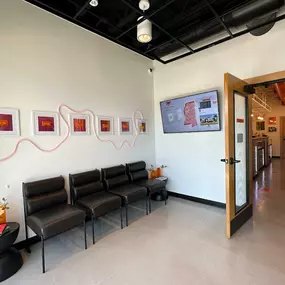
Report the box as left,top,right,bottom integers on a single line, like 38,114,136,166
139,0,150,11
89,0,98,7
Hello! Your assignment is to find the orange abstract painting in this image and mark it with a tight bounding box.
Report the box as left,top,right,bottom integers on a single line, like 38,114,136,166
0,114,13,131
73,118,86,132
101,120,111,132
38,116,55,132
121,121,130,132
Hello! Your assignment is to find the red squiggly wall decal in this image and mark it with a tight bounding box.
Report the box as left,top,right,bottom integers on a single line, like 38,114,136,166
0,104,144,162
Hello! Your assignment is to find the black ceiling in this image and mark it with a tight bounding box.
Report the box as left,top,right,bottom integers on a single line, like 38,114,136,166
24,0,285,64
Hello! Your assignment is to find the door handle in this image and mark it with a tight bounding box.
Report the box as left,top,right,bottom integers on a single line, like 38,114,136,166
220,158,229,164
229,157,241,164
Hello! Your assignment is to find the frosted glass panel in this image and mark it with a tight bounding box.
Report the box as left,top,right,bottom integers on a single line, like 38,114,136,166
234,92,248,213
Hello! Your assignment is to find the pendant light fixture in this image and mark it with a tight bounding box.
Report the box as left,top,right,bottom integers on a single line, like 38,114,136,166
137,0,152,44
137,17,152,43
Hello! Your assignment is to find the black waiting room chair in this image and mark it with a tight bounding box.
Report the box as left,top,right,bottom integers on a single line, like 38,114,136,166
22,176,87,273
102,164,148,226
126,161,167,213
69,169,123,245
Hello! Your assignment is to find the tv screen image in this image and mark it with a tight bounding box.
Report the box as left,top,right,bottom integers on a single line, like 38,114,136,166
160,90,221,133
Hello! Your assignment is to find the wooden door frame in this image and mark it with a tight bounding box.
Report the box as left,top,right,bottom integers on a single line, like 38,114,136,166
280,116,285,159
244,70,285,85
224,73,253,238
224,70,285,238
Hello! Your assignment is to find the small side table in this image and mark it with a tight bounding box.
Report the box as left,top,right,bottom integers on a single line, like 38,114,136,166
151,177,168,202
0,222,23,282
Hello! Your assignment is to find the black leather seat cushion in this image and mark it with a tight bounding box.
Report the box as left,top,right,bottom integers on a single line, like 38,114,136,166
108,184,147,204
76,192,122,218
27,204,86,239
135,179,166,194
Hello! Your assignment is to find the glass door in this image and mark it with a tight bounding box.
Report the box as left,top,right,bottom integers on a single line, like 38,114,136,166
234,92,249,213
223,73,253,238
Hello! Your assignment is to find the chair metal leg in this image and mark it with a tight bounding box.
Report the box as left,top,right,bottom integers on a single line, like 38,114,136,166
84,220,87,250
25,222,31,253
120,206,123,229
146,196,149,215
41,236,45,274
164,190,167,205
92,213,95,245
125,204,129,227
149,195,152,214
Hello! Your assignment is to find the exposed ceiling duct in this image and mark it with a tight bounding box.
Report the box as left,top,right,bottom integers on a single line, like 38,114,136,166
155,0,285,58
246,12,277,36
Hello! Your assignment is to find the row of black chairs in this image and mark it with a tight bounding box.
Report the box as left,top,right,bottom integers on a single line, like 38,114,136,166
23,161,167,273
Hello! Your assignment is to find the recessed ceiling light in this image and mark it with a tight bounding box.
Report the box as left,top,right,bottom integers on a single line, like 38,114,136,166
89,0,98,7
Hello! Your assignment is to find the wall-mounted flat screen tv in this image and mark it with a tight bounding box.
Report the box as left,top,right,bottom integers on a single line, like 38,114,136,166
160,90,221,133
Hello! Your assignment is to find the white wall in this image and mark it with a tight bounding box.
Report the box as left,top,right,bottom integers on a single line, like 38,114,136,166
153,20,285,203
0,0,155,241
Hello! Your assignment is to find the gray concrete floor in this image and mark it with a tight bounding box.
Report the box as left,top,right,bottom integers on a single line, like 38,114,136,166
4,159,285,284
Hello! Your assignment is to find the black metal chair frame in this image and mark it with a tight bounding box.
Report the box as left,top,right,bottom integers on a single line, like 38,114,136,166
125,162,167,214
69,174,124,245
103,178,149,227
120,196,149,227
89,206,124,245
23,183,87,274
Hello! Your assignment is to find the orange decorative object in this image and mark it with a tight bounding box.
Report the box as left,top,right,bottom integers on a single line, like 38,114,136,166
156,168,162,178
0,208,6,224
150,171,156,179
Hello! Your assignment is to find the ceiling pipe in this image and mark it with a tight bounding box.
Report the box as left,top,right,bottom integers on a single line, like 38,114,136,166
223,0,284,26
155,0,284,58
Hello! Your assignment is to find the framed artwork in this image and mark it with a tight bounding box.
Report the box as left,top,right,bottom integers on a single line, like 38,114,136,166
0,108,20,136
269,117,277,125
118,118,133,135
256,121,265,131
32,111,60,136
98,116,114,135
69,113,90,135
137,119,148,134
269,126,277,132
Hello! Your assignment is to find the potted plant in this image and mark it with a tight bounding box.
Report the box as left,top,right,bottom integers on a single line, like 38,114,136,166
156,165,167,178
0,198,9,224
148,165,156,179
